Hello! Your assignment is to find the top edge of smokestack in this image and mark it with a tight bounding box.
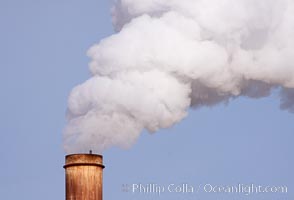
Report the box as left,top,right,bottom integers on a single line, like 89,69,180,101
64,154,105,169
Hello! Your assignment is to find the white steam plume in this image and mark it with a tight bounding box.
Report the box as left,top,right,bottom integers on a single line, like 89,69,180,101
64,0,294,153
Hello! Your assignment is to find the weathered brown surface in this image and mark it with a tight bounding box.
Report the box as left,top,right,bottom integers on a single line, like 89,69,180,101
64,154,104,200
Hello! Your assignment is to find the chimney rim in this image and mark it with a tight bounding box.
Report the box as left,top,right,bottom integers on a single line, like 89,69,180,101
64,153,105,169
65,153,103,158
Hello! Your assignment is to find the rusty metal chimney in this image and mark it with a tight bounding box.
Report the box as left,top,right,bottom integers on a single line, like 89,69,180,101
64,153,105,200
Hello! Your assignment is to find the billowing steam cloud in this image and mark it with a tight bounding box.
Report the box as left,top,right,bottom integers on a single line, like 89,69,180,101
64,0,294,153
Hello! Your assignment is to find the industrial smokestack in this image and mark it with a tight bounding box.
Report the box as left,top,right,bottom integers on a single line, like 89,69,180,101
64,154,105,200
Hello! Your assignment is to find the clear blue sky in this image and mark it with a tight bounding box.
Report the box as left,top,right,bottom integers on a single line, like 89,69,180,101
0,1,293,199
